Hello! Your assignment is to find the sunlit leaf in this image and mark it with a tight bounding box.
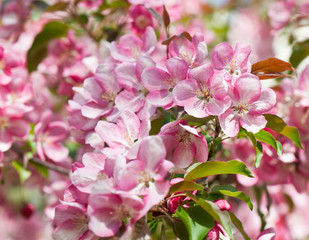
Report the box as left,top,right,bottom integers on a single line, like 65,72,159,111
211,185,253,210
168,181,203,195
187,192,233,239
184,160,254,181
241,129,263,167
290,40,309,68
229,212,250,240
12,161,31,183
45,2,69,12
255,129,282,156
176,205,214,240
264,114,302,149
27,21,68,72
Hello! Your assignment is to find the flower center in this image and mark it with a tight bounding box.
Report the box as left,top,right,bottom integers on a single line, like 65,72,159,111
130,46,141,59
164,76,176,90
135,15,150,30
176,131,191,146
196,84,212,102
225,59,241,76
102,92,115,102
179,48,193,66
139,170,154,188
231,101,251,114
0,117,8,130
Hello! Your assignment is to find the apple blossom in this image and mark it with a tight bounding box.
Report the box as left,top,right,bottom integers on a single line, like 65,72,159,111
219,73,276,137
173,63,231,118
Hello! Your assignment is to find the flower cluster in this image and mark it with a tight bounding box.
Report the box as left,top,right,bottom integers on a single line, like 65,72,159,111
0,0,308,239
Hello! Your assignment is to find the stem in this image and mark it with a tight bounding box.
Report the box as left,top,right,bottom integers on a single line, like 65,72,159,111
208,116,221,160
30,158,70,176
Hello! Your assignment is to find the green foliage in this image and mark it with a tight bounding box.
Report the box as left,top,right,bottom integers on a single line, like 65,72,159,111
255,129,282,156
184,160,254,181
210,185,253,210
242,129,263,168
187,192,233,239
12,161,31,183
229,212,250,240
27,21,69,73
168,181,203,195
290,40,309,68
176,205,214,240
264,114,302,149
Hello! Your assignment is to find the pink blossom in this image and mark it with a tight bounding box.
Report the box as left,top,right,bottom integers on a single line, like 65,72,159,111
168,34,208,67
173,63,231,118
0,46,23,85
142,57,188,109
87,192,144,238
211,42,251,83
115,56,156,117
95,110,146,157
75,59,120,120
268,0,294,31
114,136,173,217
219,74,276,137
53,202,96,240
0,70,33,116
256,227,276,240
34,111,69,162
110,26,157,62
129,5,154,34
159,120,208,168
0,106,30,152
71,153,107,193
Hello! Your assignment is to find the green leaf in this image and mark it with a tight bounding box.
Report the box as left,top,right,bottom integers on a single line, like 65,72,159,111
229,212,250,240
168,181,203,195
184,160,254,181
27,21,69,73
245,130,263,167
149,117,165,135
264,114,302,149
290,40,309,68
255,130,282,156
45,2,69,12
181,115,215,125
187,192,233,239
210,185,253,210
176,205,214,240
29,161,49,178
12,161,31,183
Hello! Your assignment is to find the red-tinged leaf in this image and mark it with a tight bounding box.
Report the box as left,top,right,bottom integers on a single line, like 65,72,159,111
251,57,293,79
162,35,176,45
163,5,170,29
255,73,292,80
182,31,192,41
162,31,192,46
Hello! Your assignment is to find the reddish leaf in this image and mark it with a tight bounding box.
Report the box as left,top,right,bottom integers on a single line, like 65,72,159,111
162,35,176,45
162,31,192,46
163,5,170,29
251,57,293,79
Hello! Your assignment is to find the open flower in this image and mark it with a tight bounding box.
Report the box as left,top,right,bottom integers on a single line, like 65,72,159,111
219,73,276,137
34,111,69,162
173,63,231,118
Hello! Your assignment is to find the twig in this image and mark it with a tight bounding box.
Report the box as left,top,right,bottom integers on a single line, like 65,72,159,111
30,158,70,176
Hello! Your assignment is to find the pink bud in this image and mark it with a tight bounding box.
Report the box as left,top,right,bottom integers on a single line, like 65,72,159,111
20,203,35,219
214,199,231,211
